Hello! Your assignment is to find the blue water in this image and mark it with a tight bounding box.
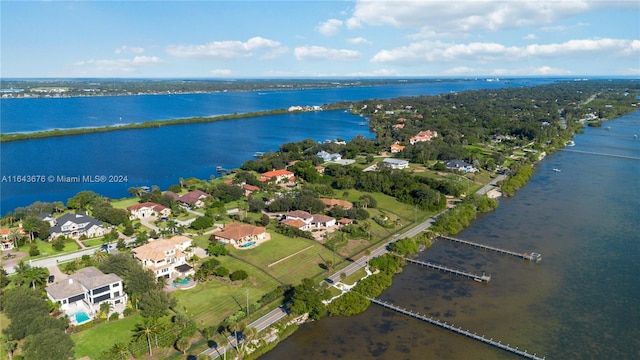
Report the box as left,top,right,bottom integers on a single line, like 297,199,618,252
260,112,640,359
75,311,91,324
0,78,557,214
241,241,256,248
173,278,190,286
0,79,556,134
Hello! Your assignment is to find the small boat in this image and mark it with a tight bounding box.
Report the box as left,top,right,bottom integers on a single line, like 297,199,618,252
566,140,575,147
553,168,561,172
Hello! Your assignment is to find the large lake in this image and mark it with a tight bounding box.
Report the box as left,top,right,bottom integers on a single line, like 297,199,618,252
0,78,553,213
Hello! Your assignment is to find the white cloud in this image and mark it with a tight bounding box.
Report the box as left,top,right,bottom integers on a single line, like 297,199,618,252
209,69,232,76
294,46,360,61
73,56,163,74
443,66,479,75
345,17,362,29
351,1,627,36
492,66,572,76
371,38,640,64
317,19,343,36
114,46,145,54
347,37,372,45
348,68,400,77
523,33,537,40
166,36,283,59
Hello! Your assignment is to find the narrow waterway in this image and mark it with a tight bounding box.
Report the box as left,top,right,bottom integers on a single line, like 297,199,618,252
260,112,640,359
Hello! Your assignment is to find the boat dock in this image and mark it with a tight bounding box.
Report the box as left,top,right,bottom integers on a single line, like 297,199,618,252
368,298,545,360
438,235,542,263
405,258,491,283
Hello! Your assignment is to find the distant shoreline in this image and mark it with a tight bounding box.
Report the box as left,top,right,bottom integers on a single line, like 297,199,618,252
0,109,302,142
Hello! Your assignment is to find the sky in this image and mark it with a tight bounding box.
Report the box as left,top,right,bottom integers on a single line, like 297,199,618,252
1,0,639,78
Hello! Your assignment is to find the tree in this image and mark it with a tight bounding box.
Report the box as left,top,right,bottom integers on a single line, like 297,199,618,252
138,288,176,320
106,342,130,360
100,301,113,321
67,190,99,211
175,337,190,354
133,319,162,357
229,270,248,281
7,228,23,249
21,328,74,360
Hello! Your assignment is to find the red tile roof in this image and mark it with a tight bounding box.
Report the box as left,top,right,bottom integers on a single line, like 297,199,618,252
214,223,265,241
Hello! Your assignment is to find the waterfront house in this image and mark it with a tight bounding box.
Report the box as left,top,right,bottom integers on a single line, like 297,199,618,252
126,202,171,220
132,236,194,280
49,213,105,239
45,266,127,324
382,158,410,170
211,222,268,246
281,210,336,229
178,190,211,208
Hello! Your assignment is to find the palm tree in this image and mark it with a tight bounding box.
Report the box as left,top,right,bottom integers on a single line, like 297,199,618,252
7,228,23,250
239,326,257,355
133,318,161,357
109,342,130,360
100,301,113,321
92,250,109,264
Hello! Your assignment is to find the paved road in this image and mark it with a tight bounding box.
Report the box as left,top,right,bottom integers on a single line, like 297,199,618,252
199,175,509,357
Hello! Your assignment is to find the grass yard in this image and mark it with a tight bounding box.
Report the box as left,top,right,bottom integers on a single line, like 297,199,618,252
110,196,141,209
173,263,280,328
71,313,144,359
229,234,336,284
16,239,81,260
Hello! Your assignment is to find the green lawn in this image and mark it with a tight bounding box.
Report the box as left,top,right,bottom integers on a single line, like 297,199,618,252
228,234,336,284
16,239,82,260
71,313,144,359
173,259,281,328
110,196,141,209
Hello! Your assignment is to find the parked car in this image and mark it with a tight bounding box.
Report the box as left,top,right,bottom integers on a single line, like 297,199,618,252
48,275,55,283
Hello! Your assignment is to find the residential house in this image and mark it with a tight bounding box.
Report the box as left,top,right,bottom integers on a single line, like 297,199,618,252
132,236,194,280
281,210,336,229
409,130,438,144
311,214,336,228
316,151,342,162
445,160,478,173
242,184,260,197
211,222,268,246
282,210,314,225
259,169,295,183
46,266,127,324
390,144,405,153
39,213,56,226
320,198,353,210
281,218,310,231
49,213,105,239
338,218,353,227
0,224,24,251
382,158,410,170
126,202,171,220
178,190,211,208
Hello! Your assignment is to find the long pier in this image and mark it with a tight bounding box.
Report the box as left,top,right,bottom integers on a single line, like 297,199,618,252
368,298,545,360
405,258,491,283
438,235,542,262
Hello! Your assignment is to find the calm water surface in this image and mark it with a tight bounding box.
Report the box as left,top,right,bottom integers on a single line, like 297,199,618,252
260,113,640,359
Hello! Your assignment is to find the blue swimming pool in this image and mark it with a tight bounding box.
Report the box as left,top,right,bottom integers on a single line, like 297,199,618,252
173,278,189,286
75,311,91,324
241,241,256,248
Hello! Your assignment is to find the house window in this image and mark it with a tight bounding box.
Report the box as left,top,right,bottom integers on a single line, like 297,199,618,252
114,291,120,297
112,283,120,288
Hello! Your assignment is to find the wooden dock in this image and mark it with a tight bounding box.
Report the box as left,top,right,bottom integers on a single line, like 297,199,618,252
438,235,542,262
405,258,491,283
369,298,545,360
